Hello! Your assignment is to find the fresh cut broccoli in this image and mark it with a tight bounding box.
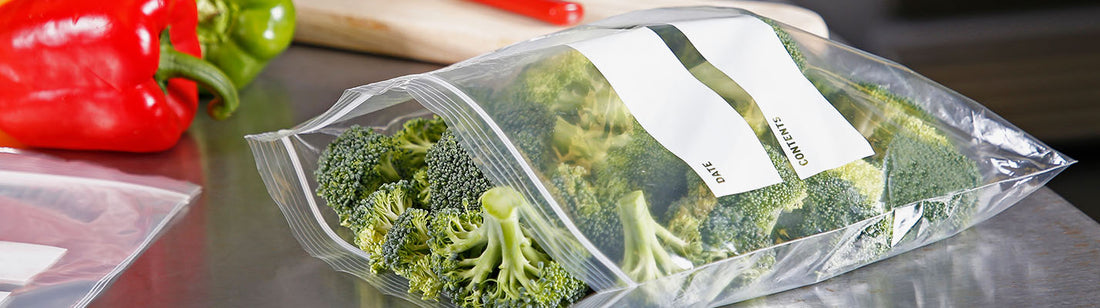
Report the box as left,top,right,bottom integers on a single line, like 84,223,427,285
489,99,556,168
592,122,692,215
699,143,806,256
315,126,407,222
348,180,421,273
550,163,624,261
429,187,589,308
381,208,442,300
507,49,637,169
392,116,448,168
617,190,699,282
776,160,885,240
426,129,494,212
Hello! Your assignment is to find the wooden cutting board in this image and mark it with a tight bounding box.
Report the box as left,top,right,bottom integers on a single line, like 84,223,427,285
292,0,829,64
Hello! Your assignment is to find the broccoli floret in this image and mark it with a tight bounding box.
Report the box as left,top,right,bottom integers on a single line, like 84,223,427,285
392,116,448,169
551,118,633,169
510,49,637,170
592,123,692,214
429,187,588,308
837,84,982,224
489,99,556,168
411,168,431,206
699,144,806,256
550,163,624,261
316,126,407,221
617,190,699,282
795,162,893,274
776,159,885,238
663,176,719,263
793,173,878,237
381,208,442,300
347,180,419,273
884,130,980,225
426,129,494,212
513,50,633,132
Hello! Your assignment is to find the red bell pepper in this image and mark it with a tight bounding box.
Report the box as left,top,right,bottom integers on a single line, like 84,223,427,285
0,0,239,152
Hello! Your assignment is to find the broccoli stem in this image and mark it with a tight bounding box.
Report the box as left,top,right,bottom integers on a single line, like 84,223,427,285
483,187,544,298
618,190,690,282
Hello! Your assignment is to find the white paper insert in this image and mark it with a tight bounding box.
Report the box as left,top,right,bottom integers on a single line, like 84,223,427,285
671,17,874,179
892,204,923,246
0,241,67,287
568,28,781,197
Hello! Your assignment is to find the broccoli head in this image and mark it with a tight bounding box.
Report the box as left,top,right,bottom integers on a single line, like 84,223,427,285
550,163,624,261
513,49,634,133
592,123,692,214
884,129,980,225
426,129,494,212
429,187,588,308
663,176,720,263
382,208,442,300
790,173,878,238
392,116,448,169
510,49,637,170
347,180,420,273
316,126,408,221
489,99,556,168
700,143,806,256
840,84,982,224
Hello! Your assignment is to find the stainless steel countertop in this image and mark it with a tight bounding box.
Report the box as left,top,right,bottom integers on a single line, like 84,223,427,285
73,45,1099,307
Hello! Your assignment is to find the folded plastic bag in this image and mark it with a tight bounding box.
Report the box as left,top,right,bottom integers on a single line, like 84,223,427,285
246,7,1073,307
0,150,199,307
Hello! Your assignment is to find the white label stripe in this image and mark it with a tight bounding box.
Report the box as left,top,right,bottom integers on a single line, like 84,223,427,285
0,241,67,287
567,28,781,197
671,17,874,179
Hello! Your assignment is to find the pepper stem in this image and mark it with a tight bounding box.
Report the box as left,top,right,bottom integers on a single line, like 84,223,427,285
156,40,239,120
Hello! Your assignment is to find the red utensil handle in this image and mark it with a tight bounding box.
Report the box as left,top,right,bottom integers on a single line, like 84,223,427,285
469,0,584,26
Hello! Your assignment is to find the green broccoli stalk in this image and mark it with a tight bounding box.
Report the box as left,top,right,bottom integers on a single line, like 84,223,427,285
381,208,442,300
429,187,588,308
426,129,494,212
315,126,407,221
617,190,699,282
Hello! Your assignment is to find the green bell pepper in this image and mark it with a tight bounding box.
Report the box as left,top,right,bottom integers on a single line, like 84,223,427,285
196,0,295,89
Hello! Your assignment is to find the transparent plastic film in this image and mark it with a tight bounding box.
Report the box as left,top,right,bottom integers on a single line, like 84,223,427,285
246,6,1073,308
0,151,199,307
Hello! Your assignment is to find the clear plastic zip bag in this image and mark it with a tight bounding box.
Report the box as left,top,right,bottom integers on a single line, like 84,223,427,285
0,150,199,307
246,7,1073,307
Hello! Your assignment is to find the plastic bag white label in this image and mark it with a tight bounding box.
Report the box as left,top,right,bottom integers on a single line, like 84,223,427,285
892,204,923,246
670,17,874,179
568,28,782,197
0,241,67,287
